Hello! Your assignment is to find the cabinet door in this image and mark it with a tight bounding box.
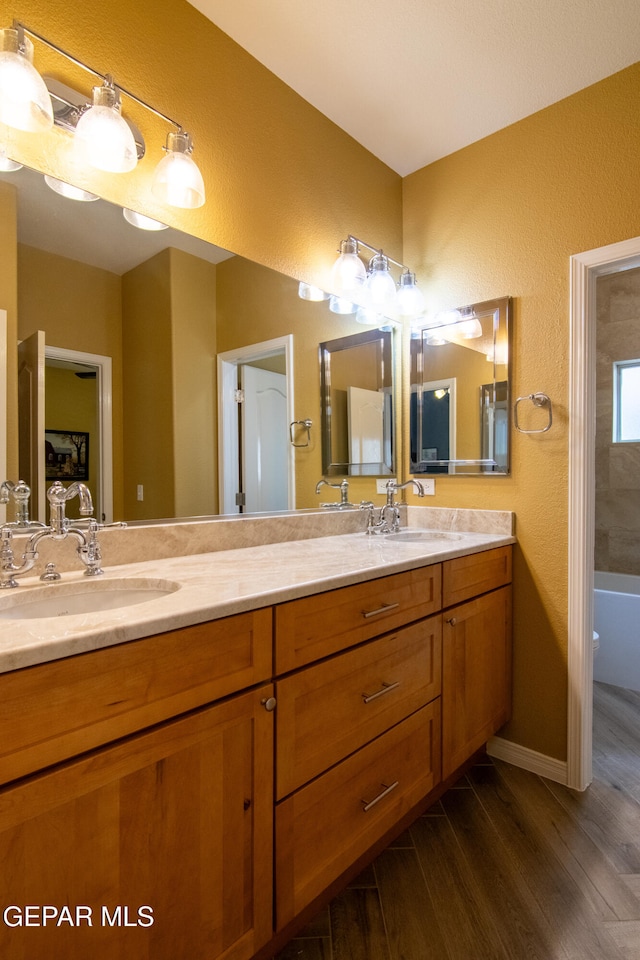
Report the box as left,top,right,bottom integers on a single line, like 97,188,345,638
0,685,274,960
442,586,512,779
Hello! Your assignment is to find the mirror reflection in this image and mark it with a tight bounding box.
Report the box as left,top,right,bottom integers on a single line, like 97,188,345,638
1,163,398,523
409,296,511,475
319,328,394,477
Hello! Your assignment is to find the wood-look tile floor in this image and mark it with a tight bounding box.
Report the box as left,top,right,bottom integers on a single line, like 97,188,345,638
275,681,640,960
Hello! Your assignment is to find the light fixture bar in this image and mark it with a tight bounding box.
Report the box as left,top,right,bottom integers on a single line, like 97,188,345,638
13,20,183,133
345,234,410,273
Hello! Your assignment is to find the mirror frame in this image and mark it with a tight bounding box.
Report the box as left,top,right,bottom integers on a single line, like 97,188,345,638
409,296,512,476
319,326,395,478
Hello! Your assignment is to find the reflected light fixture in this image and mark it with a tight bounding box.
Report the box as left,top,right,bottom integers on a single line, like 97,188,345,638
74,77,137,173
298,281,328,301
123,208,169,231
329,295,357,315
0,147,22,171
151,130,205,209
0,20,206,209
0,24,52,132
44,173,99,201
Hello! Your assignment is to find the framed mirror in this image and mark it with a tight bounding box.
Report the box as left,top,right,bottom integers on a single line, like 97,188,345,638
319,327,395,477
409,296,512,476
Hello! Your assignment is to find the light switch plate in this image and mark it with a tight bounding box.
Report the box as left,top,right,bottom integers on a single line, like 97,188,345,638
376,478,394,494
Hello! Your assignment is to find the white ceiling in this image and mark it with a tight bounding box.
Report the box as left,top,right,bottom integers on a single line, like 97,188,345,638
188,0,640,176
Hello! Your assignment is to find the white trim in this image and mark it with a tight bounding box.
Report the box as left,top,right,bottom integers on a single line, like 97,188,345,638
45,346,113,524
568,235,640,791
487,736,568,785
217,335,295,515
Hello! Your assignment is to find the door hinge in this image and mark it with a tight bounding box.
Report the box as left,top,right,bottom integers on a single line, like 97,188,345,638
234,388,245,403
235,491,246,506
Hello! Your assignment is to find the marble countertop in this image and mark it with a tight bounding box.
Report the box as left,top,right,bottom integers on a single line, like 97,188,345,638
0,528,515,674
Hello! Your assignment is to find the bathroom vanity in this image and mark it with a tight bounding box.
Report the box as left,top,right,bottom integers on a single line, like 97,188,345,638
0,526,512,960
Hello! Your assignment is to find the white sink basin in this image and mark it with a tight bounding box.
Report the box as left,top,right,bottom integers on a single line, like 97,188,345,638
384,530,462,543
0,578,180,619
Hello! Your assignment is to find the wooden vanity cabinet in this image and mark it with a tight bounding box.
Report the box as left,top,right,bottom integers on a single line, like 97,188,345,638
441,546,513,778
0,611,275,960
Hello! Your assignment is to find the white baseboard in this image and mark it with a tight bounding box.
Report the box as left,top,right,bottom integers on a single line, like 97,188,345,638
487,735,568,785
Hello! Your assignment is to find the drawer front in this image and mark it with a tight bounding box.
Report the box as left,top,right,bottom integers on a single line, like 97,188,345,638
275,565,442,673
0,608,272,787
442,545,512,609
275,700,440,927
276,616,441,799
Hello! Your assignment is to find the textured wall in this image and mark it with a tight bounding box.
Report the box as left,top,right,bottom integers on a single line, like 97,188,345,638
595,267,640,573
403,62,640,760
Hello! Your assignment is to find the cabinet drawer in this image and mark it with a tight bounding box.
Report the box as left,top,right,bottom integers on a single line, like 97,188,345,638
275,700,440,926
442,545,512,608
275,565,441,672
276,616,441,799
0,608,272,787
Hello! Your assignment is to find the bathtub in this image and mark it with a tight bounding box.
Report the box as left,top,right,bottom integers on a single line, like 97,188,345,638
594,571,640,692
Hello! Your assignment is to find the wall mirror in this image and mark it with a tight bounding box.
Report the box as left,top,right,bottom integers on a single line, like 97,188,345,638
319,327,394,477
409,296,512,476
1,163,397,524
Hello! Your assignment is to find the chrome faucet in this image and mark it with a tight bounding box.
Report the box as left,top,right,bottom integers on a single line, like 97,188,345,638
0,480,44,529
0,481,123,588
315,478,356,509
364,479,425,535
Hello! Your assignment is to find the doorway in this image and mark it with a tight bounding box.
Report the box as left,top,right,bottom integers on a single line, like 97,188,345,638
568,235,640,790
217,335,295,514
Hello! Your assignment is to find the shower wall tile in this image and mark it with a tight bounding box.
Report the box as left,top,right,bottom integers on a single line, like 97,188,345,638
595,266,640,574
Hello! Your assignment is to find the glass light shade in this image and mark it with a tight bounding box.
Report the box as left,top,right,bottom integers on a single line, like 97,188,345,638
123,208,169,231
152,131,205,209
74,81,137,173
355,304,384,326
329,295,357,314
0,149,22,171
330,238,367,300
44,174,99,202
397,270,426,318
298,281,328,301
457,316,483,339
0,28,53,133
363,254,397,316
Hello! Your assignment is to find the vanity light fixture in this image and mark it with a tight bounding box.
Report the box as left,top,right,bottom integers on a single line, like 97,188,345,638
0,20,206,208
44,174,99,202
0,147,22,171
73,76,137,174
0,24,53,132
329,295,357,315
151,130,205,209
331,235,424,322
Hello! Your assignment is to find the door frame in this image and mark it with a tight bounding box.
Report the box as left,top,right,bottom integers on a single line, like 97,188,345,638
217,335,295,514
44,345,113,523
568,234,640,790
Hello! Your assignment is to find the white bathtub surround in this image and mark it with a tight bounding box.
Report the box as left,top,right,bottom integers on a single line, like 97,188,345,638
594,570,640,692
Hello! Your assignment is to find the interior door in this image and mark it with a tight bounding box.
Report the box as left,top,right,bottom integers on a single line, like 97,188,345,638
17,329,46,523
347,385,384,465
240,365,288,512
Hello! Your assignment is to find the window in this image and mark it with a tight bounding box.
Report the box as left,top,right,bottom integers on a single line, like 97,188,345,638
613,359,640,442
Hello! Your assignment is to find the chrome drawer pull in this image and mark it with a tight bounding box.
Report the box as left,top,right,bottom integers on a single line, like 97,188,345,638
362,601,400,620
362,681,400,704
361,780,399,812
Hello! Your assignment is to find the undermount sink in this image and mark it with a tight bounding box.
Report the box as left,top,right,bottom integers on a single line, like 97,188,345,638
0,578,180,620
384,530,462,543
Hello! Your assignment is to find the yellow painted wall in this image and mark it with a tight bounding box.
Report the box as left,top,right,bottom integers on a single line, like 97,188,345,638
169,248,218,517
403,62,640,760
